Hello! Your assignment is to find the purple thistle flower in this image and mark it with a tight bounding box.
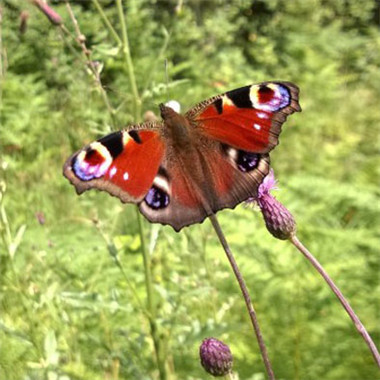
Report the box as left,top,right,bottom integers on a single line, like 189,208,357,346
256,169,296,240
199,337,233,377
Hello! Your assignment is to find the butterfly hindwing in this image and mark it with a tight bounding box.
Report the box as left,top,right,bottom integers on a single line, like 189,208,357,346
186,81,300,153
63,123,165,203
139,138,270,231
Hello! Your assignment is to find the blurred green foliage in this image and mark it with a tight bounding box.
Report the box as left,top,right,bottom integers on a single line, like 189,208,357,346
1,0,379,379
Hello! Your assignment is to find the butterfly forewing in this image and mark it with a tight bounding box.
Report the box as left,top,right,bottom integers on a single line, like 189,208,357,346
63,123,165,203
186,81,301,153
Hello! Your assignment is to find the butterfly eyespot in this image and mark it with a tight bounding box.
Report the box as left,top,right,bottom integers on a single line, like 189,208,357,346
250,83,290,112
72,142,112,181
144,185,170,210
84,149,104,164
237,151,260,172
258,85,274,98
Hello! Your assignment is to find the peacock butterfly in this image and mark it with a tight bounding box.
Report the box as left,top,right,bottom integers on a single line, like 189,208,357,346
63,81,301,231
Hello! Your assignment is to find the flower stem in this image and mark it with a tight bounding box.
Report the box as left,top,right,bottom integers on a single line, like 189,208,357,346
136,209,168,380
290,235,380,368
93,0,122,46
209,214,275,380
114,2,166,377
116,0,141,120
0,7,4,103
136,208,153,315
63,1,116,128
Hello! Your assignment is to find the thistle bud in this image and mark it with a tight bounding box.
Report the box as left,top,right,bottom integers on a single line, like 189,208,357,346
199,337,233,377
257,170,296,240
33,0,63,26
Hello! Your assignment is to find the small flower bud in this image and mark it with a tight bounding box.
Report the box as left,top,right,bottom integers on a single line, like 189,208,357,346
199,337,233,377
257,170,296,240
259,193,296,239
33,0,63,26
77,34,86,44
89,60,104,76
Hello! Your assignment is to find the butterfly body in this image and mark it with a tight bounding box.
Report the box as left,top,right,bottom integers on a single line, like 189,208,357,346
64,82,301,231
160,104,193,149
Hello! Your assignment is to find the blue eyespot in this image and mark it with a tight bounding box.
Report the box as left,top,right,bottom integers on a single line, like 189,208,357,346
144,186,170,209
237,151,260,172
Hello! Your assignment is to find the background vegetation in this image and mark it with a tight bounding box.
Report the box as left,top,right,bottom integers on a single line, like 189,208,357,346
1,0,379,379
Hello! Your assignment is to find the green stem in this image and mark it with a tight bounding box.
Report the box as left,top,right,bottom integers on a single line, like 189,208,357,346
136,209,153,313
136,209,168,380
0,6,6,108
209,214,276,380
224,372,236,380
94,221,146,313
115,2,167,377
142,29,170,94
0,6,3,67
93,0,122,46
0,205,12,255
63,2,116,128
115,3,166,377
290,235,380,368
0,181,42,356
116,0,141,120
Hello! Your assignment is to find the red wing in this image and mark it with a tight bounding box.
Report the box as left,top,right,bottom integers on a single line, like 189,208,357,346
63,123,165,203
185,81,301,153
138,142,270,232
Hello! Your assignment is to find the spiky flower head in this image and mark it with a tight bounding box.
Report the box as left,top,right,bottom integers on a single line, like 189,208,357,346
256,170,296,240
199,337,233,377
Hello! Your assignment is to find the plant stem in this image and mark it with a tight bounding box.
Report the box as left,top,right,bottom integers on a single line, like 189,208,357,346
115,3,167,378
116,0,141,120
0,7,3,91
136,208,168,380
209,214,275,380
290,235,380,368
94,221,146,313
0,177,41,356
92,0,122,46
136,209,153,315
0,6,7,105
63,1,116,128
